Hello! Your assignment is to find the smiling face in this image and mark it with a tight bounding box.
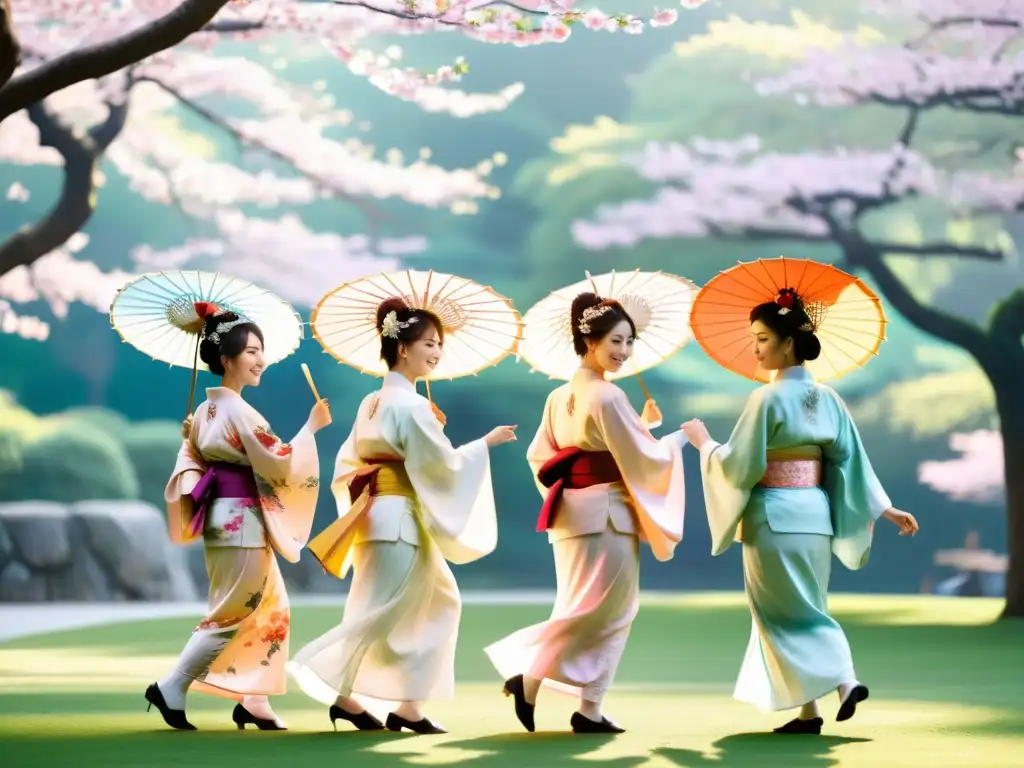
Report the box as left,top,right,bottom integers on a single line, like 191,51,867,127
587,319,634,374
399,323,443,379
222,331,265,387
750,320,794,371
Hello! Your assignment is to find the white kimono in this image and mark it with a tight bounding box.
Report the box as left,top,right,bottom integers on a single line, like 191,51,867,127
164,386,320,700
288,371,497,710
485,367,686,703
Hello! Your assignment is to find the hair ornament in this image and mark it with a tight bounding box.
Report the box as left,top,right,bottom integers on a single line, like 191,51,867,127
578,305,611,335
206,316,249,346
381,310,419,339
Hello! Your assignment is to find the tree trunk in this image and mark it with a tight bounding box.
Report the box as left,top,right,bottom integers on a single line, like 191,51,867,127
994,373,1024,618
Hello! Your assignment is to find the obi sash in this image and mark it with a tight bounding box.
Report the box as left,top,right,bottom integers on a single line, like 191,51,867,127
535,447,623,532
307,457,416,579
758,446,822,489
185,461,260,539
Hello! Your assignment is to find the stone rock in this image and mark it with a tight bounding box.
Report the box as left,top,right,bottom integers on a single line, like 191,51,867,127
0,500,199,603
72,501,199,601
0,560,46,601
0,519,12,571
1,502,71,568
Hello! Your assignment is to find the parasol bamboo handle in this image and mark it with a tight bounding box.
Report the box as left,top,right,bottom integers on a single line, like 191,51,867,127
635,370,652,401
301,363,321,402
186,335,200,417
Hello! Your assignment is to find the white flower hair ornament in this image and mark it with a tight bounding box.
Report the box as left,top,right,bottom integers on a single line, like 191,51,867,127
578,305,611,335
381,310,420,339
206,317,249,346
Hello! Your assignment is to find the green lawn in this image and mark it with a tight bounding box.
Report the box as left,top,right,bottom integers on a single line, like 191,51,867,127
1,593,1022,767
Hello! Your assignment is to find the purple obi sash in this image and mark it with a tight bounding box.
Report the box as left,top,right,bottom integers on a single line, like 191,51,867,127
186,462,260,538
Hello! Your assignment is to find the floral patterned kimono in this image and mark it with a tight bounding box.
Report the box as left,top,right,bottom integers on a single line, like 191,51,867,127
287,371,497,711
485,367,687,704
697,365,890,711
164,386,320,700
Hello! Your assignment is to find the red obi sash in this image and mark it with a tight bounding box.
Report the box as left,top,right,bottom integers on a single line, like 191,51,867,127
535,447,623,531
186,461,260,539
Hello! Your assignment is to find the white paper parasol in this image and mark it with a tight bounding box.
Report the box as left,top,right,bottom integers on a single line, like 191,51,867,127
109,270,304,413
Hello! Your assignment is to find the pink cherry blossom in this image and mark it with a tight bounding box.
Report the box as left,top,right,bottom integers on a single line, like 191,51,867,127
0,0,695,339
918,430,1005,504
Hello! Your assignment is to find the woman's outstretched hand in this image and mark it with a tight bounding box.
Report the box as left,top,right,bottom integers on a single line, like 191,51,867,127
881,507,919,536
680,418,711,450
484,425,518,447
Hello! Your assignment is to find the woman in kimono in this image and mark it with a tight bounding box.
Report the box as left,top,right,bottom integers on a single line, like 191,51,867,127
485,292,687,735
146,308,331,731
680,287,919,735
287,296,518,735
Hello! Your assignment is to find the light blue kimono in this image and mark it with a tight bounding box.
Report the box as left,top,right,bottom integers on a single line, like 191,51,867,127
697,365,890,711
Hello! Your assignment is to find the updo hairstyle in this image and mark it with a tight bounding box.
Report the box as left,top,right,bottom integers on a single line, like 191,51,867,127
569,292,637,357
375,297,445,369
748,287,822,363
199,312,265,377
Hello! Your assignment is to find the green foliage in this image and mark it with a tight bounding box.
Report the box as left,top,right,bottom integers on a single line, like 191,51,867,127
1,424,139,503
120,421,184,512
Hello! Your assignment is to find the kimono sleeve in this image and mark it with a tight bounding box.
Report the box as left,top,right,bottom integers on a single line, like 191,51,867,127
525,393,558,498
231,402,321,562
164,406,206,545
595,387,686,561
822,389,891,570
398,399,497,564
698,387,773,556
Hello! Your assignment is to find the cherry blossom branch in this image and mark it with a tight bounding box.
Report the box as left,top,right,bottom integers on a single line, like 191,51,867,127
0,0,18,87
0,95,129,276
0,0,231,123
134,73,385,228
830,222,999,371
989,288,1024,346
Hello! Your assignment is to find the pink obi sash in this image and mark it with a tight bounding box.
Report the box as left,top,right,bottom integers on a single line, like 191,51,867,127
535,447,623,531
758,459,821,489
187,462,260,538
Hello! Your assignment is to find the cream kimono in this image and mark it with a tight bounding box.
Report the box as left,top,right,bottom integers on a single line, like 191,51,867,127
288,371,497,709
698,365,890,711
164,386,320,700
485,367,687,703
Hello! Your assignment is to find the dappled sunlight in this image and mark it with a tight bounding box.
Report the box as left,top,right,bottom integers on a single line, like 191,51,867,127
0,647,181,692
673,10,885,60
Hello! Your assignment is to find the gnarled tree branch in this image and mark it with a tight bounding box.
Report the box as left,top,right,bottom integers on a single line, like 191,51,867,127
0,0,19,87
0,95,130,275
0,0,230,123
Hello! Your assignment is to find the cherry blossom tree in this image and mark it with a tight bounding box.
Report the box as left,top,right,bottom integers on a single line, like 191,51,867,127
919,430,1005,506
572,1,1024,616
0,0,693,337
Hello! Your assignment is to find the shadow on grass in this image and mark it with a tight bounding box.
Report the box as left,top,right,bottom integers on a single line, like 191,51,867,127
655,734,872,768
0,728,647,768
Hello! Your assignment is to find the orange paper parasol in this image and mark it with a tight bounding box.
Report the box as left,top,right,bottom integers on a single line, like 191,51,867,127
690,257,887,382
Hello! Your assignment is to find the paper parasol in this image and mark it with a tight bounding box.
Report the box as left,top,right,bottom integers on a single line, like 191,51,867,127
518,269,699,395
109,270,304,413
689,256,887,382
310,269,522,383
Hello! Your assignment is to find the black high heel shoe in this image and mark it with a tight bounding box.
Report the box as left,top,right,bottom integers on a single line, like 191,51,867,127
502,674,536,733
144,683,196,731
232,703,287,731
570,711,625,734
329,704,385,731
837,684,869,722
385,712,447,734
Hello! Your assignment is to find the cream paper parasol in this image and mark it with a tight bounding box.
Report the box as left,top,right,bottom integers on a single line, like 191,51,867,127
518,269,699,397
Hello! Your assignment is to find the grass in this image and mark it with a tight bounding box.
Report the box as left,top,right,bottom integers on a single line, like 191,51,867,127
1,593,1022,767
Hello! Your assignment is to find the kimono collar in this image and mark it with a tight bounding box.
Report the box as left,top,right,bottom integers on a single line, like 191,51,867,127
206,386,242,400
776,365,813,383
382,371,416,392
